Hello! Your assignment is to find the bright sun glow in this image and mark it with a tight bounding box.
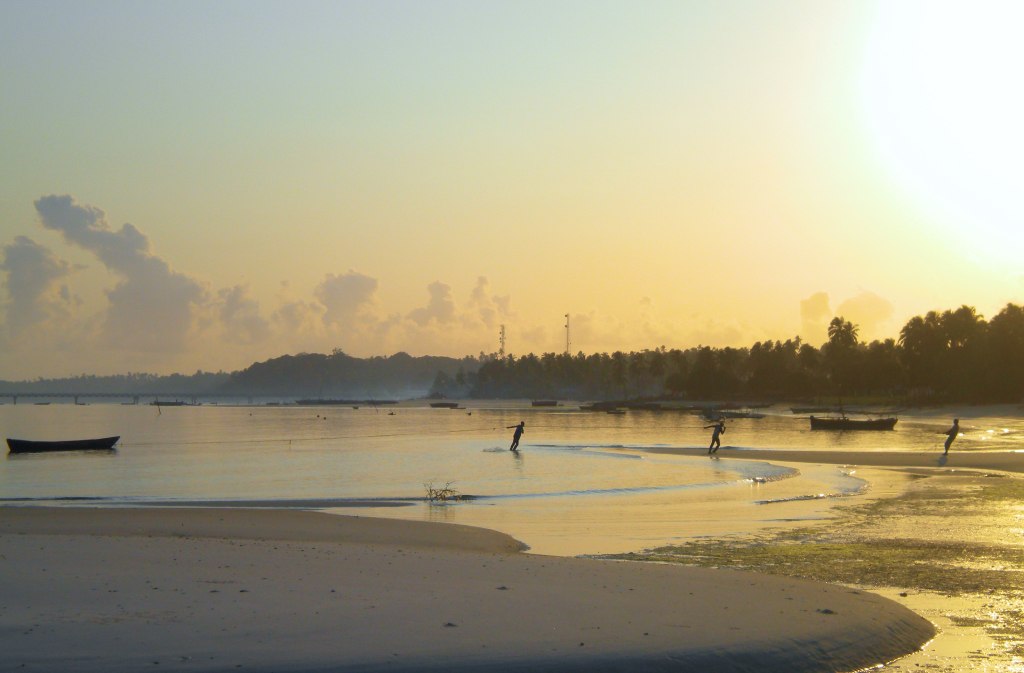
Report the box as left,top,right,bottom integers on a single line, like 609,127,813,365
861,1,1024,268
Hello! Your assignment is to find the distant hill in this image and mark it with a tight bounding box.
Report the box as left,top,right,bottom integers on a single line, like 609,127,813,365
218,351,478,399
0,351,479,400
0,371,230,396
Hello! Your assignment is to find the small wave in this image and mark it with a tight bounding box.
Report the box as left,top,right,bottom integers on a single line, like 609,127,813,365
481,447,509,453
755,492,855,505
744,473,793,485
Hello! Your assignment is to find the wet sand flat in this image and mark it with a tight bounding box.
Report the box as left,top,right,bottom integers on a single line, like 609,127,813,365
645,446,1024,474
0,507,932,673
625,448,1024,672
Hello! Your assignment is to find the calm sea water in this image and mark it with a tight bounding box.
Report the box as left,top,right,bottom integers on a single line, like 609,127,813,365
2,401,1021,554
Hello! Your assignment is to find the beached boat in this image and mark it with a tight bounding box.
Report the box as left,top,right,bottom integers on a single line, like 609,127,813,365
809,416,897,431
7,436,120,453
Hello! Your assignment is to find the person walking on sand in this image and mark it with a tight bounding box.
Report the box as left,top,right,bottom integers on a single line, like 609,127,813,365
508,421,525,452
943,418,960,454
704,420,725,455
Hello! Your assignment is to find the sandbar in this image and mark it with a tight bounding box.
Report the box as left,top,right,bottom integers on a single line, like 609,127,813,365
645,446,1024,474
0,506,932,672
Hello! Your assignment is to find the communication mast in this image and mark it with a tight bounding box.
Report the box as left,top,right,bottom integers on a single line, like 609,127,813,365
564,313,570,356
499,324,506,359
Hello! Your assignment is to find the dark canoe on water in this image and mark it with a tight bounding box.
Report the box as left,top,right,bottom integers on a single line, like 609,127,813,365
7,436,120,453
809,416,897,431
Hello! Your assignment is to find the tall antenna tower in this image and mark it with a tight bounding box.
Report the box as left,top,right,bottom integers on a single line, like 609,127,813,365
499,324,506,359
564,313,570,356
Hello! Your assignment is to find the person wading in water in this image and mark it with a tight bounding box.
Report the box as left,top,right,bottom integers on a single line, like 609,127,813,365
704,420,725,455
508,421,525,452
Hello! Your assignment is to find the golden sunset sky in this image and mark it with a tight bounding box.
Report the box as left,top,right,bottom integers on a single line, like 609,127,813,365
1,0,1021,379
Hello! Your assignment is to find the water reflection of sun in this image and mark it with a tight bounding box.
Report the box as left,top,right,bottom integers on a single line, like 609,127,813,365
860,1,1024,269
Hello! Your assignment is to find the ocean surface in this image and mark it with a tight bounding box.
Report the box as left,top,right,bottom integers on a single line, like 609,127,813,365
2,400,1022,555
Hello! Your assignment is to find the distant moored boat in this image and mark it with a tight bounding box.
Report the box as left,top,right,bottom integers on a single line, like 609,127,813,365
809,416,897,431
7,436,120,453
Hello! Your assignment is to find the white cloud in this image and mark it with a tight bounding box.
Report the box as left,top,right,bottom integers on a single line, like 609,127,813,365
34,195,205,352
217,285,271,345
314,271,378,327
407,281,456,326
0,236,75,335
836,290,894,342
800,292,832,345
467,276,512,328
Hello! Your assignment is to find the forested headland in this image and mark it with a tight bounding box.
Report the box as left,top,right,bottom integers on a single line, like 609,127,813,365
434,303,1024,404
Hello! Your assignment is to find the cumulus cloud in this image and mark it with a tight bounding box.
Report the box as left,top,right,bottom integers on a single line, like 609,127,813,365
683,317,744,348
408,281,456,326
0,236,75,334
217,285,270,344
314,271,378,327
467,276,512,328
34,195,205,352
273,299,321,331
836,290,894,341
800,292,832,345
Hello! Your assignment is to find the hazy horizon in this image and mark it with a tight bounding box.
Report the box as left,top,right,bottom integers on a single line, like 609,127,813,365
2,0,1021,379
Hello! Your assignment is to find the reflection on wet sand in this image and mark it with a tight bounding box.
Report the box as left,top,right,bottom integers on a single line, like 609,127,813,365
609,465,1024,672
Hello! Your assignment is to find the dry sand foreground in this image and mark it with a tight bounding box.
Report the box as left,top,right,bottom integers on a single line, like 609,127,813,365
1,507,931,673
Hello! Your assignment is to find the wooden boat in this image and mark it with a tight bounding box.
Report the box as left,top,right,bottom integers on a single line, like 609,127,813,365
7,436,120,453
429,402,460,409
809,416,897,431
531,400,559,407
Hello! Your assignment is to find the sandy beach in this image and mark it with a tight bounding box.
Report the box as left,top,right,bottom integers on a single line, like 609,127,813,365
1,506,932,673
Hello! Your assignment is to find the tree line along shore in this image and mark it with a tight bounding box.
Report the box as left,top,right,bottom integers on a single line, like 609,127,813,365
439,303,1024,404
2,302,1022,405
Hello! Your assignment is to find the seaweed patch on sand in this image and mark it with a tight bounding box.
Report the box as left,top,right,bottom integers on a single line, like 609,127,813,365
605,468,1024,670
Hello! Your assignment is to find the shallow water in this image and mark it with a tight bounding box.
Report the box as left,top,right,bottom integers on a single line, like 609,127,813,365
3,401,1020,554
4,400,1024,671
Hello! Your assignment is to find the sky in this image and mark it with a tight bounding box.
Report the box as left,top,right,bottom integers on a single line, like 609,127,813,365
1,0,1022,379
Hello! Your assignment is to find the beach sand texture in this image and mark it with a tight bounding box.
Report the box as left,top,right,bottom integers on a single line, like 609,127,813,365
1,507,933,673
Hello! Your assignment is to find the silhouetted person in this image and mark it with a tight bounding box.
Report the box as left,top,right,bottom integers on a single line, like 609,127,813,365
704,420,725,454
508,421,525,452
943,418,959,454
